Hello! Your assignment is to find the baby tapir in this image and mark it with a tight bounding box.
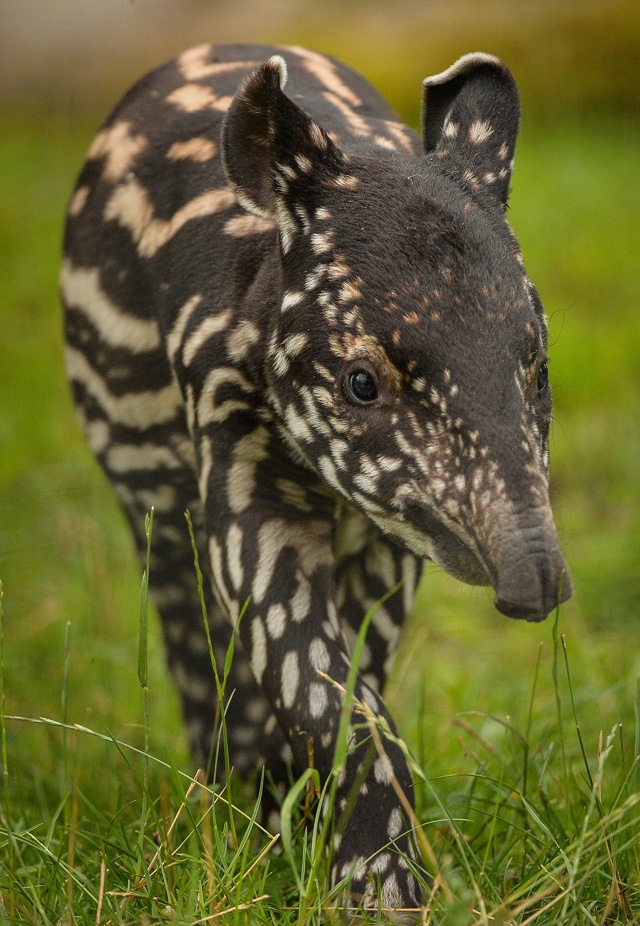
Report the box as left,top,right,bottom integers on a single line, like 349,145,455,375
62,43,573,919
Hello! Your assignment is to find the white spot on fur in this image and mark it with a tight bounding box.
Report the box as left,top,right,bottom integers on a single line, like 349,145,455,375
275,200,296,254
276,161,297,182
468,119,493,144
250,617,267,683
226,523,244,592
387,807,403,839
318,455,344,494
384,119,417,153
166,294,202,364
87,121,148,181
226,426,270,514
178,46,261,81
285,403,313,443
354,473,377,495
381,872,403,909
308,637,330,672
291,571,312,622
65,346,180,428
323,90,370,137
166,83,232,113
309,682,328,718
374,755,392,785
197,366,254,426
286,46,362,106
443,119,459,139
61,260,160,351
82,417,110,455
275,478,313,513
311,231,333,255
208,535,237,623
197,433,213,500
304,264,327,291
266,603,287,639
273,348,289,378
462,168,480,190
370,851,391,874
167,137,217,162
68,185,89,217
104,179,235,259
330,173,359,190
374,134,396,151
300,387,331,436
182,311,232,367
281,290,304,313
224,213,275,237
253,520,322,604
106,443,181,473
284,333,308,357
281,651,300,708
226,320,260,362
295,153,313,173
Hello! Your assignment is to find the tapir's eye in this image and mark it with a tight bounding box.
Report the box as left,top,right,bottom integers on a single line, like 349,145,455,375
346,367,378,404
537,360,549,393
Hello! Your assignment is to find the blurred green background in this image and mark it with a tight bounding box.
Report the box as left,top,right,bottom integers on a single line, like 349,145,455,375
0,0,638,788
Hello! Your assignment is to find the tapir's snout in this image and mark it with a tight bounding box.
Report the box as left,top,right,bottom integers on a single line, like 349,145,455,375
493,555,573,622
486,506,574,622
404,493,573,622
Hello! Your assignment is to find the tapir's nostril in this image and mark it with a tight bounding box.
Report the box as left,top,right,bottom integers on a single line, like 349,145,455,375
494,561,573,623
495,595,548,623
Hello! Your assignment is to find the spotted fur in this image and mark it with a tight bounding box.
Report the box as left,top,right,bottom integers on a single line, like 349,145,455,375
62,43,572,919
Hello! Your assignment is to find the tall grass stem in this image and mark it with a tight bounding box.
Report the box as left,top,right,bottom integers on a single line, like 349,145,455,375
136,507,154,876
0,582,8,797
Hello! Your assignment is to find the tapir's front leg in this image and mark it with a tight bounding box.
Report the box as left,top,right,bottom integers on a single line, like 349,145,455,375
335,505,425,695
200,421,423,914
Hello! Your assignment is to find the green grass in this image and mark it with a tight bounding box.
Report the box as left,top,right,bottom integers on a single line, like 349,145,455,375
0,102,639,923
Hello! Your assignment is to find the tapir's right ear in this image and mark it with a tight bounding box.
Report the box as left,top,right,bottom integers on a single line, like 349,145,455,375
222,56,344,230
422,53,520,207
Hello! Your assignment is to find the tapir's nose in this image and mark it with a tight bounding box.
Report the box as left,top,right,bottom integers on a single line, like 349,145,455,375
495,561,573,622
491,519,573,622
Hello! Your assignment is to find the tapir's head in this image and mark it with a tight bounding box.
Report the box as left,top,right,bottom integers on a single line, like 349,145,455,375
222,53,573,622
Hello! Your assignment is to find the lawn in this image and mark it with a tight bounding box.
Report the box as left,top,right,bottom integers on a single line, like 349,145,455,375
0,93,638,923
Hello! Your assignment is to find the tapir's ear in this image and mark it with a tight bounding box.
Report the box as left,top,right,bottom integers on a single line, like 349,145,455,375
422,53,520,207
222,56,343,239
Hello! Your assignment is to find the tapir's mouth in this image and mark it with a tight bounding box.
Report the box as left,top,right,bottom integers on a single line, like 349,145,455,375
430,530,491,588
402,500,573,622
403,502,491,587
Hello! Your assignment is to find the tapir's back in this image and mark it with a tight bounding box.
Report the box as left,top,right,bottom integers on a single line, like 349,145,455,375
62,44,420,347
96,42,420,163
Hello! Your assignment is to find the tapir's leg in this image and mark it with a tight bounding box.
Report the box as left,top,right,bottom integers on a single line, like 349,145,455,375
64,321,287,780
111,459,293,783
200,421,423,912
335,506,424,694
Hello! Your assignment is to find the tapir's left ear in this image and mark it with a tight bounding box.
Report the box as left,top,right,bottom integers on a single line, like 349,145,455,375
222,56,344,247
422,53,520,207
